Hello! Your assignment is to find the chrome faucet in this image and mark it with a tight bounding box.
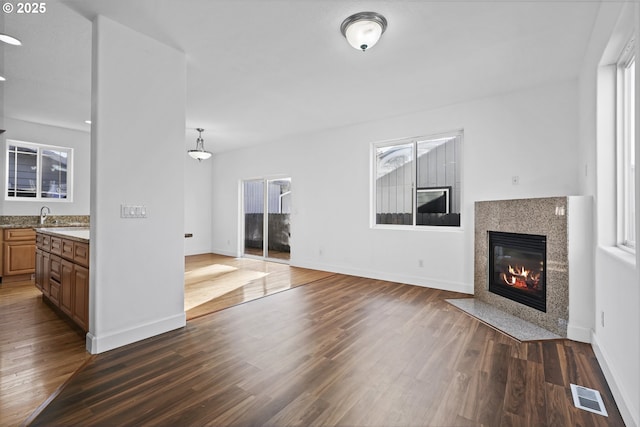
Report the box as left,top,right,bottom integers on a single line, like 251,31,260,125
40,206,51,225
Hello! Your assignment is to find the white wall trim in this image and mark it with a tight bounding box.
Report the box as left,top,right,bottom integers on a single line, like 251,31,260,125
86,312,186,354
291,259,473,294
211,248,241,258
592,331,639,427
567,324,592,343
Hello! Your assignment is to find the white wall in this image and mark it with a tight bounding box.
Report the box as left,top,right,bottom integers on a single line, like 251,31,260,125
184,130,213,256
88,15,186,354
211,79,580,294
578,3,639,426
0,117,90,216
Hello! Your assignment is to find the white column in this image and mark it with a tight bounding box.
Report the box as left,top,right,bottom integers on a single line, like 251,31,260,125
87,15,186,354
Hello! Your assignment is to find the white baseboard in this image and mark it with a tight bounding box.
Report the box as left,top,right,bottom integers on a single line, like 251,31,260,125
210,248,240,258
591,332,638,427
567,323,592,343
86,312,186,354
291,259,473,294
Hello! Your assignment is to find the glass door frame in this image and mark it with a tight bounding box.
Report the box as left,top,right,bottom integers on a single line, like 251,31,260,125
241,176,291,264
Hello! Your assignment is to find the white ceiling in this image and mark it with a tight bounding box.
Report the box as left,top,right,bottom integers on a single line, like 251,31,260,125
2,0,600,153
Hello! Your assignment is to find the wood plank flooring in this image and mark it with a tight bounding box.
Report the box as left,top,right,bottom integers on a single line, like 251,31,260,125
184,253,335,320
28,273,625,426
1,254,332,426
0,280,90,427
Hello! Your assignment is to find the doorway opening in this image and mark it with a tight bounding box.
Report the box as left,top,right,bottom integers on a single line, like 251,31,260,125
242,178,291,262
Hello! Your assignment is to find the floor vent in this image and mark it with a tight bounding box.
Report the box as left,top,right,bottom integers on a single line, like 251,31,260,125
570,384,608,417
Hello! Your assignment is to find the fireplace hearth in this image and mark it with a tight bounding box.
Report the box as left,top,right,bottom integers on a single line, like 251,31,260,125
488,231,546,312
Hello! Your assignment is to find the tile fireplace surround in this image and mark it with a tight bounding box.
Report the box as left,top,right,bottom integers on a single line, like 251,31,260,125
474,196,592,341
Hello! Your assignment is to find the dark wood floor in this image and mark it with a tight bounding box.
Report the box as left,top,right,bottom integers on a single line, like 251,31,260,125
27,274,624,426
2,255,332,426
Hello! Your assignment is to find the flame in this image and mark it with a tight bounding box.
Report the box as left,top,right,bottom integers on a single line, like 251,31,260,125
501,265,541,289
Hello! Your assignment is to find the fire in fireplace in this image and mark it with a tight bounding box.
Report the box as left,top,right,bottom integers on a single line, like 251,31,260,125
488,231,546,312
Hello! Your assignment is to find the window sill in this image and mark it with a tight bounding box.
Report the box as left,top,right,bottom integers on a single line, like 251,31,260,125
372,224,464,232
599,245,636,267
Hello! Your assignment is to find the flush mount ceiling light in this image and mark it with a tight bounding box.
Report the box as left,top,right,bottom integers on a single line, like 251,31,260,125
340,11,387,52
0,33,22,46
188,128,212,161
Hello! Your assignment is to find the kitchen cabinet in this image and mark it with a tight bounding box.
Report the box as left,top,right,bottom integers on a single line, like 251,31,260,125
2,228,36,278
72,265,89,331
35,247,51,295
35,229,90,333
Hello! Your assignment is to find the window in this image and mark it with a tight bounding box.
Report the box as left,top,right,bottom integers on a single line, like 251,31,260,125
373,130,462,227
5,140,73,201
618,39,635,250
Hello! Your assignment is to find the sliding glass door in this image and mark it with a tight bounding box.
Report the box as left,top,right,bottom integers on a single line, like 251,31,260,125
242,178,291,262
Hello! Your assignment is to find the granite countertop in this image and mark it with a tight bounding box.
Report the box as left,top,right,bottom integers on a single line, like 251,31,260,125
0,222,89,229
36,227,90,243
0,215,90,230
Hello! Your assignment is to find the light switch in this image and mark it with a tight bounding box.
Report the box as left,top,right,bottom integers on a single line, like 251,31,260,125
120,204,148,218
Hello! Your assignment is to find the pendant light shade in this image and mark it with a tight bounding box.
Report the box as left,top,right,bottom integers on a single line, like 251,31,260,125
188,128,212,161
340,12,387,52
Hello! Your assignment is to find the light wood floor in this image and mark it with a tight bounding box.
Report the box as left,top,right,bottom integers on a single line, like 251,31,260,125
0,280,91,426
27,273,624,426
184,253,335,320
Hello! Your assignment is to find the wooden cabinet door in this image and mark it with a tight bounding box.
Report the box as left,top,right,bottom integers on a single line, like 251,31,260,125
42,250,51,296
3,241,36,276
49,280,60,305
72,265,89,332
35,249,43,291
60,259,74,316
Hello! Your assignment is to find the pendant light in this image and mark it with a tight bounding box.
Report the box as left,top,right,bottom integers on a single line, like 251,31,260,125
188,128,212,161
340,12,387,52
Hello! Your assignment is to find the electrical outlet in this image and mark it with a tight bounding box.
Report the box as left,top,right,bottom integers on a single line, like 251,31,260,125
511,176,520,185
418,259,424,267
601,311,605,327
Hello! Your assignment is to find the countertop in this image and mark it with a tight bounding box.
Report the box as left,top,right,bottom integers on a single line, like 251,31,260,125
0,215,90,230
36,227,90,243
0,223,89,229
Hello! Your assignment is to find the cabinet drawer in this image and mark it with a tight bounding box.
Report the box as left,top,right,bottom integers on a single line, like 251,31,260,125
37,234,51,251
4,228,36,241
50,237,62,255
50,255,62,281
62,239,74,260
73,242,89,267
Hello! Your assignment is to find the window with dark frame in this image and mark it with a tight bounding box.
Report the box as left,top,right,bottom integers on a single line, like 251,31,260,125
6,140,72,201
373,131,462,227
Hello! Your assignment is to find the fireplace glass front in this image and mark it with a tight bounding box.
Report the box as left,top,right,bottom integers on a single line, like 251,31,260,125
488,231,546,312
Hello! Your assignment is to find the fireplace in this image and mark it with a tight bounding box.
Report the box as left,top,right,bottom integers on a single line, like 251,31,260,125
488,231,546,312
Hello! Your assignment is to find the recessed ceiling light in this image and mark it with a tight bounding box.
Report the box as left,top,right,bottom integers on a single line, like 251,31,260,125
0,33,22,46
84,120,92,124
